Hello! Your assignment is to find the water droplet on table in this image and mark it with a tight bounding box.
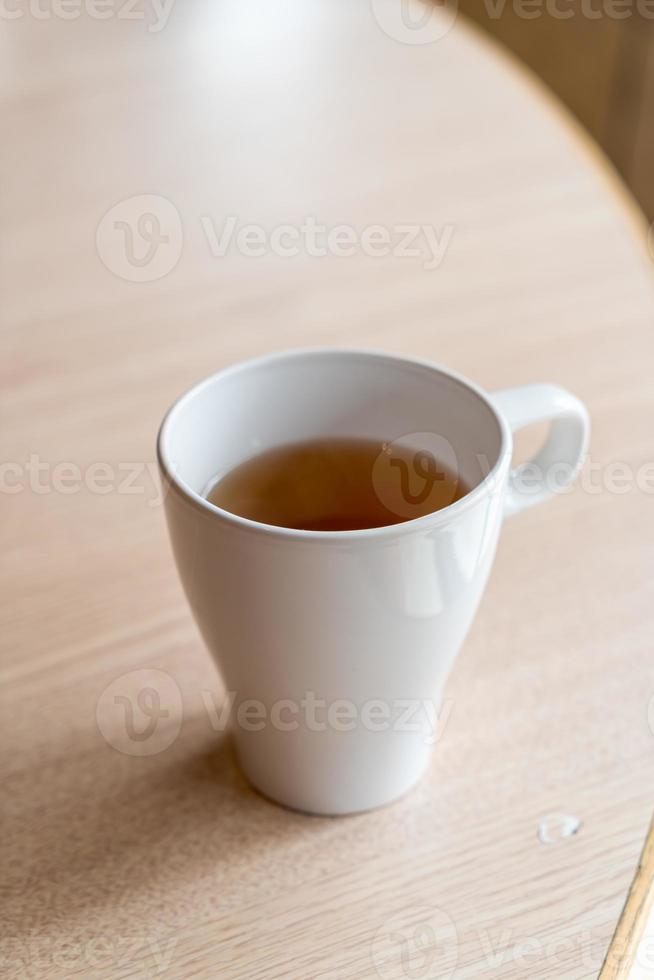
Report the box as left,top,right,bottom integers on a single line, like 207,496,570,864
537,813,582,844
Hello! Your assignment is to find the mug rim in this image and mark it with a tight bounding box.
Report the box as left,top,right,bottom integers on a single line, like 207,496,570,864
156,347,512,541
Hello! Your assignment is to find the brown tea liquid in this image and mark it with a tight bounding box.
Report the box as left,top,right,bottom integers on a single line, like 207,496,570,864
206,437,468,531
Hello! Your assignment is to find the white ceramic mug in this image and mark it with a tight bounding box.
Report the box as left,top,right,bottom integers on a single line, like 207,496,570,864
157,349,589,815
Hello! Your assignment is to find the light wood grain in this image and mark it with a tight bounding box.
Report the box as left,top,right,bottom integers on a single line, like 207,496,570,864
600,818,654,978
2,2,654,978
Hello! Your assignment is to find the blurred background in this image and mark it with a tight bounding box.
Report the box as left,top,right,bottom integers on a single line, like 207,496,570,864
459,3,654,217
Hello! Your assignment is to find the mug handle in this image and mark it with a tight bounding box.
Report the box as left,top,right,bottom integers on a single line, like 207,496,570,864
490,384,590,518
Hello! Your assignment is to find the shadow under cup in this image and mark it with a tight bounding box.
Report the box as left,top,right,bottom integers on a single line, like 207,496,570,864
157,350,508,815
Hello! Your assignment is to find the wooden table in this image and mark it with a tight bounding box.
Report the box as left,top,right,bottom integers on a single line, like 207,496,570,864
2,2,654,977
